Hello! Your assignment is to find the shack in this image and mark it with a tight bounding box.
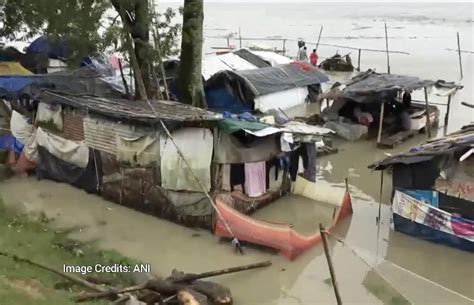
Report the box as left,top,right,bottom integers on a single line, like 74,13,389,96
369,125,474,251
205,62,329,113
321,70,462,146
0,85,334,229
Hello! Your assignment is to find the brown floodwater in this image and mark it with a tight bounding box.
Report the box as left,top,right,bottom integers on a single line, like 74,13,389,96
1,7,473,301
0,128,472,305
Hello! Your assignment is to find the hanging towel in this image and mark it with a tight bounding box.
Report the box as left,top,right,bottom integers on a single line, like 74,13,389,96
244,162,266,198
221,164,231,191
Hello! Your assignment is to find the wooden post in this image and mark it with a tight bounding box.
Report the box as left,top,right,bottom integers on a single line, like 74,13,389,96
377,170,384,225
377,102,385,144
315,26,324,52
320,224,343,305
424,87,432,138
357,49,361,71
457,32,463,79
282,39,287,56
384,22,390,74
444,94,452,135
239,27,242,49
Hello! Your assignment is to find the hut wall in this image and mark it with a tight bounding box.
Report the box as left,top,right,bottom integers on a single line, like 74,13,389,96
60,108,86,141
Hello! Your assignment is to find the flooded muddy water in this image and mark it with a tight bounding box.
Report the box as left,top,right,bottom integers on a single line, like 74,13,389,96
0,132,473,305
1,2,473,304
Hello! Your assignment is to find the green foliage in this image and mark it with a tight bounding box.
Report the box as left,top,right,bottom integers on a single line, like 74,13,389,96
0,0,181,66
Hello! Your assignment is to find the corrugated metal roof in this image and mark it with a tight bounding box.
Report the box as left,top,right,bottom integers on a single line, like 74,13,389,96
40,91,222,125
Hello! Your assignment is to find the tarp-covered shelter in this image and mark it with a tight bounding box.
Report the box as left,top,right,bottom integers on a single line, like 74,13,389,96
205,62,329,113
368,125,474,251
0,67,131,100
26,36,71,60
342,70,435,104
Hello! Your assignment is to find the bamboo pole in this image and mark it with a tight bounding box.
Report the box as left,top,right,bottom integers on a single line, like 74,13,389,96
320,224,343,305
377,170,384,226
239,27,242,49
152,27,170,100
424,87,432,138
315,26,324,52
444,94,452,135
384,22,390,74
377,102,385,144
357,49,361,71
118,59,131,98
457,32,463,79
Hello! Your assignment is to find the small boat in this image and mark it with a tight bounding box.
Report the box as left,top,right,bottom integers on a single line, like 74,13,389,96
392,189,474,252
214,177,353,260
319,53,354,72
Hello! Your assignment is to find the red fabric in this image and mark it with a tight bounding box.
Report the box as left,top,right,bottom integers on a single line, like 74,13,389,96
290,61,313,72
14,151,35,175
310,52,318,66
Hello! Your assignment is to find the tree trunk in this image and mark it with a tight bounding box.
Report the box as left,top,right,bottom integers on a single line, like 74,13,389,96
178,0,206,108
111,0,151,100
132,0,151,99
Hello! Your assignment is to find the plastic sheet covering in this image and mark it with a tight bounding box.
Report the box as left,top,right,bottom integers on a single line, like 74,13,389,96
205,62,329,101
0,62,32,76
116,134,160,167
323,121,368,141
248,50,292,66
84,116,152,156
254,87,309,112
342,71,435,103
10,110,32,145
160,128,213,192
202,53,257,80
23,128,38,162
36,102,63,131
213,132,281,164
37,146,101,194
292,176,347,207
36,127,89,168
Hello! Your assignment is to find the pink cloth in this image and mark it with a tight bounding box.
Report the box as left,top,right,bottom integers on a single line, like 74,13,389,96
244,162,266,198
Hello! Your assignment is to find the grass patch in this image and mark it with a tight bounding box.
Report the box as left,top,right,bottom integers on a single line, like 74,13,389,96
0,199,138,305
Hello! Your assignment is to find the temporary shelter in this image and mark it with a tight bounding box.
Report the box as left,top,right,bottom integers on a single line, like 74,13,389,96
205,62,329,113
323,70,462,146
369,125,474,251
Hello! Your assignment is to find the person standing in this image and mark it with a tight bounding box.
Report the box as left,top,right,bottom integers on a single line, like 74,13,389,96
310,49,318,66
298,46,309,62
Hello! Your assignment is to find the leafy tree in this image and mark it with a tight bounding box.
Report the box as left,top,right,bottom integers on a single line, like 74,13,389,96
0,0,182,100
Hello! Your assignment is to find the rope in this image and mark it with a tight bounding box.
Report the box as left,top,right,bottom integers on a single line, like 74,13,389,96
144,99,244,254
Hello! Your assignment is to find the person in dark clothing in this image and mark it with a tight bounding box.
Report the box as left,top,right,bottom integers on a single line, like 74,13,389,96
402,90,412,110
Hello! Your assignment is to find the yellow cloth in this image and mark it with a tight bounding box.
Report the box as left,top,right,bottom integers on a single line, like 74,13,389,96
0,62,32,75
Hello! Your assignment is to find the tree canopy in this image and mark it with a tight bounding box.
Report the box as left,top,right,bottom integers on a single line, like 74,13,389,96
0,0,182,99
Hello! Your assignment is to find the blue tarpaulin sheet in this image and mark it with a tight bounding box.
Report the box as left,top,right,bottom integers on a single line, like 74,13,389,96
0,134,24,156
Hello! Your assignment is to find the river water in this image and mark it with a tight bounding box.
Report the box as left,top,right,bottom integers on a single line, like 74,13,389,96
1,2,474,305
